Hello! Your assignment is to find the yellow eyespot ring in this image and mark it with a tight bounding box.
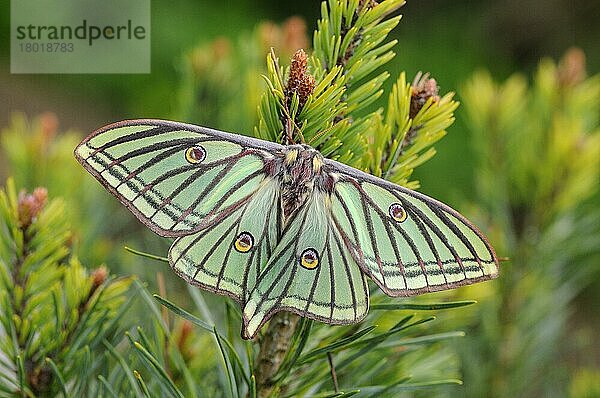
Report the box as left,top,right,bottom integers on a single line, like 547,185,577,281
299,248,319,270
185,145,206,164
389,203,407,222
234,232,254,253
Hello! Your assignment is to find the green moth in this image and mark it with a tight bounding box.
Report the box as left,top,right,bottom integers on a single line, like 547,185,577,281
75,119,499,339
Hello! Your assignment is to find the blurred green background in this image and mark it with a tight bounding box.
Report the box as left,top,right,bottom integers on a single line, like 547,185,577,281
0,0,598,396
1,0,598,199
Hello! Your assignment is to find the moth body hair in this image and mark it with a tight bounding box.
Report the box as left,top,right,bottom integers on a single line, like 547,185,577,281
312,155,323,172
285,149,298,164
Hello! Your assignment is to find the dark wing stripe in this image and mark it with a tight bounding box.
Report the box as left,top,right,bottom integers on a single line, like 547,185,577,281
253,206,311,313
333,190,365,262
77,120,285,240
385,213,429,286
245,239,261,302
191,219,239,281
88,125,167,152
330,224,358,321
106,138,204,170
275,200,282,240
250,238,297,309
91,126,211,155
133,164,201,200
127,150,262,232
160,155,241,221
264,207,274,260
422,200,483,268
87,119,286,153
173,156,264,229
277,296,356,309
399,196,468,277
340,176,478,287
185,169,265,225
358,191,408,289
303,227,327,313
214,189,258,290
115,144,188,188
254,249,295,312
91,151,195,225
158,167,221,220
199,195,258,234
340,179,425,284
324,157,498,297
172,178,279,304
245,203,276,296
352,181,387,287
173,199,248,265
263,208,311,311
398,188,491,264
401,203,451,283
360,275,369,313
327,232,336,322
132,152,248,202
177,254,243,289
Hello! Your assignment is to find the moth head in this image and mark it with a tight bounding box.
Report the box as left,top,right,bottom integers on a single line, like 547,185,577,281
185,145,206,164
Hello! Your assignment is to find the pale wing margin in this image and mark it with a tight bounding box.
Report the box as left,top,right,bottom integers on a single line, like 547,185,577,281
74,119,284,237
326,159,499,297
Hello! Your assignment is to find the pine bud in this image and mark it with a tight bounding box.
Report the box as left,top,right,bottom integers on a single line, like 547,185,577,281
39,112,59,142
285,49,316,108
410,72,440,119
17,187,48,229
358,0,379,12
91,266,109,290
558,47,586,88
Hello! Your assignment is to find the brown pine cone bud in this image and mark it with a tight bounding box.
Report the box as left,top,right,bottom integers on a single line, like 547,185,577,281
285,49,316,108
17,187,48,229
410,72,440,119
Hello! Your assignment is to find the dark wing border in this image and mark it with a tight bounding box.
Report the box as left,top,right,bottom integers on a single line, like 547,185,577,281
75,119,285,153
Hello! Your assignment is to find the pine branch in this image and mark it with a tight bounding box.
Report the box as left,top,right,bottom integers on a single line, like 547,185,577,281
0,179,135,396
251,1,459,396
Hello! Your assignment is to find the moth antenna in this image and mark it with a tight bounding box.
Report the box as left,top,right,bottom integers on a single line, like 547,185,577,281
307,123,338,146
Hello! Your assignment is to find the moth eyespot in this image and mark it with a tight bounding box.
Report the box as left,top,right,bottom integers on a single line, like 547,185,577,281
234,232,254,253
389,203,407,222
299,248,319,269
185,146,206,164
